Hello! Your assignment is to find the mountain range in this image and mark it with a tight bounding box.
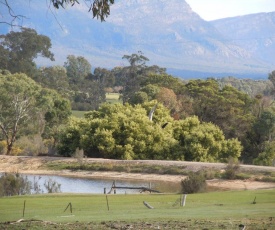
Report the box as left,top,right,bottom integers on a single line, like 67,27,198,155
1,0,274,79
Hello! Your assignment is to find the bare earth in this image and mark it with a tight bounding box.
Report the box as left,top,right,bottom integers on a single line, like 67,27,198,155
0,155,275,191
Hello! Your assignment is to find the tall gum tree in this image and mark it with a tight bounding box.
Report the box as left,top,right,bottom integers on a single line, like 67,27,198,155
0,28,54,78
0,73,41,155
0,72,71,155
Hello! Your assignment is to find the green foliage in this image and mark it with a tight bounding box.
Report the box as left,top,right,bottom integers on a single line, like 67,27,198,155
186,79,255,140
253,109,275,142
181,171,207,194
0,173,31,196
0,172,61,196
128,91,149,105
58,102,241,162
64,55,91,81
14,135,47,156
35,66,70,98
222,158,240,179
254,141,275,166
0,28,54,77
57,117,84,157
217,76,273,97
0,72,41,154
51,0,115,21
173,117,242,162
0,72,71,155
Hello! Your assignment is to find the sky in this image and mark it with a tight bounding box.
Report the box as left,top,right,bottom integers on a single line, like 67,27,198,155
185,0,275,21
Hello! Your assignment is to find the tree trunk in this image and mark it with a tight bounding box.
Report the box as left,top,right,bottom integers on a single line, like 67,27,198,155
6,142,13,155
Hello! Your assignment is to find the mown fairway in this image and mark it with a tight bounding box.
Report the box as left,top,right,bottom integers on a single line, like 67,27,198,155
106,93,121,104
0,189,274,229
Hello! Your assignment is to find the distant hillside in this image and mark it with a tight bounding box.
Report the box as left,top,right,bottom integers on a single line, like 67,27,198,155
210,12,275,66
0,0,274,79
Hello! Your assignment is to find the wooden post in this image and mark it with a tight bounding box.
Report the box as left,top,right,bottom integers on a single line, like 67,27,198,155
181,194,187,207
64,202,73,214
104,188,106,194
113,181,116,194
105,195,110,211
23,200,26,217
143,201,154,209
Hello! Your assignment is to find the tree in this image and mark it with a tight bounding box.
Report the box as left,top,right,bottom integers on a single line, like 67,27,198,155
58,101,242,162
41,89,71,153
121,52,149,103
1,0,115,26
36,66,70,98
0,72,71,155
253,109,275,143
254,141,275,166
173,116,242,162
64,55,91,84
185,79,255,140
58,101,179,159
72,78,106,111
0,73,41,155
155,87,178,113
0,28,54,77
51,0,115,21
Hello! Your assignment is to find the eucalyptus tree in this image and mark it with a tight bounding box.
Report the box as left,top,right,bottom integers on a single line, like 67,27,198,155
0,72,71,155
0,73,41,155
64,55,91,85
0,28,54,78
120,52,149,104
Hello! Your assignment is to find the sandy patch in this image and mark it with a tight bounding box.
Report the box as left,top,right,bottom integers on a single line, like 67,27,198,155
0,155,275,191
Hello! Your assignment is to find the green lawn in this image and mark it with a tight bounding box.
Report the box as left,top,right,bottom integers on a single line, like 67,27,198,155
0,189,274,229
106,93,121,104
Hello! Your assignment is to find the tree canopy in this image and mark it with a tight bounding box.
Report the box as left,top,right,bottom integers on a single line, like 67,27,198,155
0,28,54,78
0,72,71,155
58,102,242,162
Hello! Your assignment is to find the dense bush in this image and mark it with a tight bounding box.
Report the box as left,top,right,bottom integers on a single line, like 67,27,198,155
181,171,207,194
222,158,240,179
58,102,242,162
0,173,61,197
0,173,31,196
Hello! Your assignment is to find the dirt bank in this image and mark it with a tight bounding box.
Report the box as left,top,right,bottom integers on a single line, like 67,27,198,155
0,155,275,191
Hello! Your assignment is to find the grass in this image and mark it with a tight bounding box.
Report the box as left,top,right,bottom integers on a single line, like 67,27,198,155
71,110,87,118
0,189,274,229
106,93,121,104
71,93,121,118
46,161,190,176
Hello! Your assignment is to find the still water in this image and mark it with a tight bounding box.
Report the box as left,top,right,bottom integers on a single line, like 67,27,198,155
23,174,181,194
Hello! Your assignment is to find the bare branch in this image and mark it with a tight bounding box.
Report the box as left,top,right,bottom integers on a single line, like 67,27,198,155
0,0,27,27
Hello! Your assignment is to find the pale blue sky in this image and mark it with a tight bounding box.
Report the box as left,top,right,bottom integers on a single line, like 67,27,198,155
185,0,275,20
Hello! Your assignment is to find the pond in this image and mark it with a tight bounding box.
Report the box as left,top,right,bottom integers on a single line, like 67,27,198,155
22,174,181,194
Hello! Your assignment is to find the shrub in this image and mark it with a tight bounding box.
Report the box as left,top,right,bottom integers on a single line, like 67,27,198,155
0,140,6,155
44,178,61,193
181,171,207,194
222,158,240,179
0,173,62,196
14,135,47,156
0,173,31,196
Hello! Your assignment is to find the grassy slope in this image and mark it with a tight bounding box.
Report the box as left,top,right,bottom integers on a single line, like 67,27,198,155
71,93,121,118
0,189,274,228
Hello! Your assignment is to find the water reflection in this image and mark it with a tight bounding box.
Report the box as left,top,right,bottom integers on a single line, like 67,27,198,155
23,174,181,194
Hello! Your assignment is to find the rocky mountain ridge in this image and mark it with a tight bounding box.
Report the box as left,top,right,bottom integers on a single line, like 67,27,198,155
0,0,274,79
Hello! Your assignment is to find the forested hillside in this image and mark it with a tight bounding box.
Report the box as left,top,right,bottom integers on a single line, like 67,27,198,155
1,28,275,165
